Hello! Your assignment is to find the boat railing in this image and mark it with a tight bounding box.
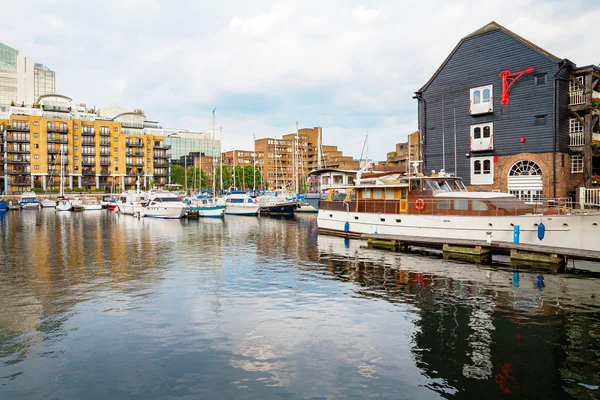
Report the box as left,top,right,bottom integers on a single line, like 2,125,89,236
320,196,594,216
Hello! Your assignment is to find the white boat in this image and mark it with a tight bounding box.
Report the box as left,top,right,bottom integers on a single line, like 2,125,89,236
116,190,149,215
188,196,225,218
317,172,600,253
41,198,57,208
56,197,72,212
142,191,187,219
19,191,40,209
224,190,260,216
295,201,318,213
256,194,298,215
81,196,102,211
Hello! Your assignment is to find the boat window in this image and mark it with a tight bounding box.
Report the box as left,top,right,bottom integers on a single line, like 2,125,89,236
349,191,356,201
424,180,440,191
247,199,253,203
457,181,468,192
436,200,450,210
373,188,383,199
157,197,180,202
384,188,395,200
362,189,372,199
411,179,421,191
472,200,489,211
453,199,469,210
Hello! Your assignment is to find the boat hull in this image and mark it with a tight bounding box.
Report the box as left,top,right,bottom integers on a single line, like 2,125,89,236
190,206,225,218
41,199,57,208
20,202,40,210
225,204,260,216
318,209,600,252
83,205,102,211
259,202,297,215
118,203,146,215
142,205,187,219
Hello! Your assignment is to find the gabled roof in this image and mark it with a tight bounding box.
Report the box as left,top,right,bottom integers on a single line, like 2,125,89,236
417,21,562,93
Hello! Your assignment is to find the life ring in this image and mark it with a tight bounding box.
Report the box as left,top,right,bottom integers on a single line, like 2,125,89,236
415,198,425,211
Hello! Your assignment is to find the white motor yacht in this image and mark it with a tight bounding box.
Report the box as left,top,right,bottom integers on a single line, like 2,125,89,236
224,190,260,216
142,191,187,219
19,191,40,209
116,190,149,215
81,196,102,211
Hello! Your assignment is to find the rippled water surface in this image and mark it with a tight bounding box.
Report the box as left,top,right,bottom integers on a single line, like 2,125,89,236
1,210,600,399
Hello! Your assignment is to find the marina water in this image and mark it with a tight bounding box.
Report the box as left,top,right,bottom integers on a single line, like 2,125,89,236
1,210,599,399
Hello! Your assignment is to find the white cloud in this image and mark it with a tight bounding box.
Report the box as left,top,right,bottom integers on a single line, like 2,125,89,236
353,6,380,24
3,0,600,160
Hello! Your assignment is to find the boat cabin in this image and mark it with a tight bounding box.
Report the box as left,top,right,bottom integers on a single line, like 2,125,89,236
320,174,549,216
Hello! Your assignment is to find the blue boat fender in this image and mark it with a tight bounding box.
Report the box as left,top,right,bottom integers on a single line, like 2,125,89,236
537,222,545,241
344,221,350,233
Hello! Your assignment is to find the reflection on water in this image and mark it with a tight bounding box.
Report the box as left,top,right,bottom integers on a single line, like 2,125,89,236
0,210,599,399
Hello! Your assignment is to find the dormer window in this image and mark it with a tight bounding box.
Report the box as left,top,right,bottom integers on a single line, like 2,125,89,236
470,85,493,115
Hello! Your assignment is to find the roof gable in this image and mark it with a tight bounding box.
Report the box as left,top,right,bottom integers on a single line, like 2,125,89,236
417,21,562,93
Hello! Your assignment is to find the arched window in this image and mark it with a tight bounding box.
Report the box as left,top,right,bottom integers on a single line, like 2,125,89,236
474,127,481,139
508,160,543,203
482,88,491,103
473,90,481,104
483,126,491,138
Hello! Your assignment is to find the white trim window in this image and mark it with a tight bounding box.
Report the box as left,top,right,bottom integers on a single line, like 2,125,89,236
471,156,493,185
569,118,583,133
470,122,493,151
571,155,583,173
470,85,493,115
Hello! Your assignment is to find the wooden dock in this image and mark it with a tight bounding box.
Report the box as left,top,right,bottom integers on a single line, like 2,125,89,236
361,233,600,269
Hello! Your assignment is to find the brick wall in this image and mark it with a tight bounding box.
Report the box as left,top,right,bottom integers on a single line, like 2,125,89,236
466,152,583,198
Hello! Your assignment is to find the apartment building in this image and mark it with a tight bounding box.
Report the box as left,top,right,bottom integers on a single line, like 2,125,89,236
381,131,420,171
0,95,171,194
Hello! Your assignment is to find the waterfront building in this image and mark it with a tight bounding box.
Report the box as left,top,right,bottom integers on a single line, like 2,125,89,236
381,131,420,171
415,21,600,202
0,98,176,194
230,127,358,190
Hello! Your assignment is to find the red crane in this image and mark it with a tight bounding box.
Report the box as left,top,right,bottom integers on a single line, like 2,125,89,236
499,67,534,105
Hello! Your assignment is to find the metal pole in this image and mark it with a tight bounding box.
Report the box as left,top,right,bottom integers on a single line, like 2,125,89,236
219,127,223,193
3,127,7,195
253,134,256,191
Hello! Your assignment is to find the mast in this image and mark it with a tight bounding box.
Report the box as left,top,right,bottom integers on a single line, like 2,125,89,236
275,136,278,190
295,122,299,194
59,144,64,196
211,109,216,195
365,133,369,167
317,126,322,170
253,134,256,191
232,149,236,189
219,127,223,193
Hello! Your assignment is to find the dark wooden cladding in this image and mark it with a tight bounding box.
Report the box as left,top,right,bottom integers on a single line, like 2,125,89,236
416,25,566,185
357,200,399,214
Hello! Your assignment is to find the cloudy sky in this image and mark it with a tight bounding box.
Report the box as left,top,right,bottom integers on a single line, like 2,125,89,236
4,0,599,159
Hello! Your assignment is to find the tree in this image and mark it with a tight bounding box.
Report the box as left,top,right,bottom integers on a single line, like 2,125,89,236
214,164,232,191
243,164,262,189
170,164,186,186
187,167,208,190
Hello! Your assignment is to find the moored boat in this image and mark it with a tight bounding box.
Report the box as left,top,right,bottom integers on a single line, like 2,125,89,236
224,190,260,216
317,171,600,253
188,196,225,218
81,196,102,211
19,191,40,210
116,190,149,215
141,191,187,219
41,198,57,208
256,194,298,215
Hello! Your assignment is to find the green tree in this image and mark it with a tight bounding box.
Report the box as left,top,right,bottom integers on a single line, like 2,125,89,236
214,164,232,192
170,164,186,186
187,167,208,190
243,164,262,189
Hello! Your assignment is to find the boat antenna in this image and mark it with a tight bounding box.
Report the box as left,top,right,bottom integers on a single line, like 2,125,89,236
453,108,457,176
219,127,223,194
442,94,445,171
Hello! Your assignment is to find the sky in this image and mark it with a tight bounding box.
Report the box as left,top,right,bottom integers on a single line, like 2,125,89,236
4,0,600,160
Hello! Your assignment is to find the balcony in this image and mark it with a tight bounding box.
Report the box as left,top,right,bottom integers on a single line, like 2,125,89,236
153,144,171,150
7,147,30,153
570,132,585,147
7,135,30,143
126,140,144,148
126,151,144,157
154,161,169,168
48,158,69,165
47,126,69,133
42,104,70,113
8,169,30,174
122,122,144,129
100,159,110,166
100,168,110,175
126,161,144,167
47,136,68,144
99,140,110,146
47,148,68,155
81,129,95,136
82,159,96,166
570,90,585,106
99,130,110,137
126,169,144,176
10,179,32,185
81,139,96,145
154,170,168,176
82,151,96,156
82,168,96,175
7,157,30,164
82,179,96,187
6,125,30,132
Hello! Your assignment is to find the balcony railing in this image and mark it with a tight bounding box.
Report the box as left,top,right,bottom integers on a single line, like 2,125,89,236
9,179,32,185
126,151,144,156
570,132,585,147
569,90,585,106
126,141,144,147
47,126,69,133
100,159,110,166
82,169,96,175
7,135,30,142
126,170,144,176
100,168,110,175
48,136,68,144
82,159,96,166
126,161,144,166
8,169,30,174
99,130,110,137
47,148,68,155
7,157,30,164
81,129,96,136
7,147,30,153
6,125,30,132
154,161,169,167
48,158,69,165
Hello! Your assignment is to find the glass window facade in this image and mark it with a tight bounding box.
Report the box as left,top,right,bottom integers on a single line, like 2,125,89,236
164,134,221,161
34,64,56,101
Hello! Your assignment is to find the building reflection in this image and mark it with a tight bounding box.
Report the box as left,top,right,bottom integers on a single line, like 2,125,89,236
317,235,600,399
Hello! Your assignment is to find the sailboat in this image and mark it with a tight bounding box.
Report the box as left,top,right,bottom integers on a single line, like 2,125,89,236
56,147,72,212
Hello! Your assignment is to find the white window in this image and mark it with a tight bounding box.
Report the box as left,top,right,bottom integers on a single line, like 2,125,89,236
569,118,583,133
571,155,583,173
508,160,543,204
471,156,493,185
470,85,493,115
569,76,584,93
470,123,493,151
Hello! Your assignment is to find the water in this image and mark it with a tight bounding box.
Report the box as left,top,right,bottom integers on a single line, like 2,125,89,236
0,210,599,399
